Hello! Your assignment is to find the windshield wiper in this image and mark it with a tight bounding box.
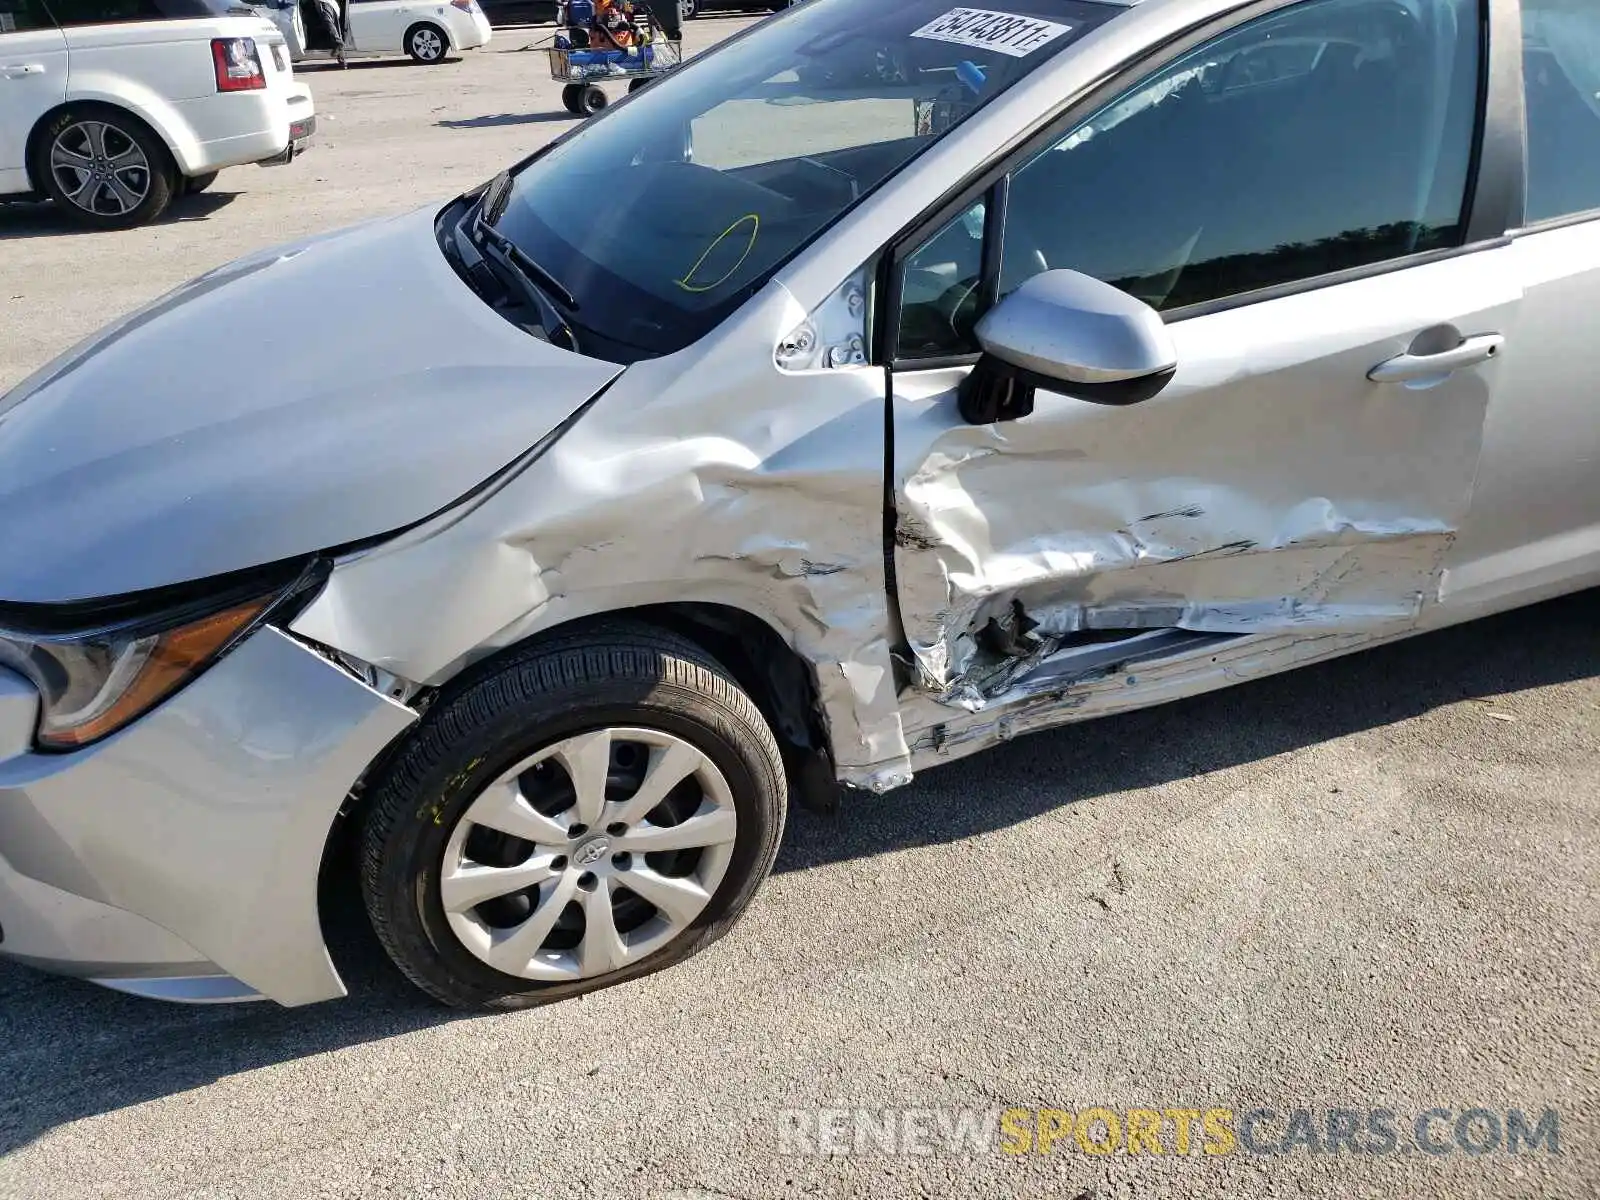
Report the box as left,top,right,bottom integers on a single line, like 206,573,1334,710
481,168,514,227
475,170,579,311
477,220,580,313
477,232,577,351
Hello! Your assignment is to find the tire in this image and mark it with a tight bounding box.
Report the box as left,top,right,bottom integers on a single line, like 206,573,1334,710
184,171,219,195
405,21,449,62
579,84,608,114
680,0,696,18
627,77,650,94
560,83,583,113
358,623,788,1010
31,105,176,231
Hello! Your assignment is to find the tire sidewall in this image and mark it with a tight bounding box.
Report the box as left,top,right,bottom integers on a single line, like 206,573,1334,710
370,679,783,1007
34,106,174,229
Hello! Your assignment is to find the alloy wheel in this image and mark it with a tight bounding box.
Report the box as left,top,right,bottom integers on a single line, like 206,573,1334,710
411,26,444,59
439,726,738,982
48,121,151,218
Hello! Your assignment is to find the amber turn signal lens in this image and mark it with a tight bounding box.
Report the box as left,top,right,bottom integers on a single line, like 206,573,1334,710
37,598,271,749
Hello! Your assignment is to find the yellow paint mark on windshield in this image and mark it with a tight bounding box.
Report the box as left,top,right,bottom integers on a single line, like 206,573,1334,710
675,213,760,294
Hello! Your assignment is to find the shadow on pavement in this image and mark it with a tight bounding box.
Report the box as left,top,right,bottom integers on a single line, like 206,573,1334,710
0,590,1594,1156
295,56,461,72
0,192,240,241
436,110,578,129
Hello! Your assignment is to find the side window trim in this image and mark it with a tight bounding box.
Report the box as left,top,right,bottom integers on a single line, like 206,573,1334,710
1467,0,1526,238
1514,209,1600,235
882,0,1511,369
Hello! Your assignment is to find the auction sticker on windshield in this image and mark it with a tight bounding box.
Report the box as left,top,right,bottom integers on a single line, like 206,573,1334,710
910,8,1075,57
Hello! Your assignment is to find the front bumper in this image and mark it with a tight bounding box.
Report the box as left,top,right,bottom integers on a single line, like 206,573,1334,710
0,628,415,1005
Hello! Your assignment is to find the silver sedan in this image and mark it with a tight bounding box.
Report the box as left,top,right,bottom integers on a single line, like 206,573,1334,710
1,0,1596,1009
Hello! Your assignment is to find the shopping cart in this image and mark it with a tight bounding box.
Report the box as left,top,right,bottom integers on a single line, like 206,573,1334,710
549,4,684,117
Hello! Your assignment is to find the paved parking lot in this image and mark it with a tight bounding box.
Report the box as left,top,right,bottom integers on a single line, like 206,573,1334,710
1,21,1597,1200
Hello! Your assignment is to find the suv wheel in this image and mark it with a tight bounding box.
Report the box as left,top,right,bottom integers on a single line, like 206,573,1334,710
33,107,175,230
358,624,788,1009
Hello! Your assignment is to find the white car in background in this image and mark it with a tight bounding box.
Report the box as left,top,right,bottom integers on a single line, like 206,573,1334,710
253,0,491,64
0,0,314,228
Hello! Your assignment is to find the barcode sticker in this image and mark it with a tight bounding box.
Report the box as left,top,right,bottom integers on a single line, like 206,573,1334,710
910,8,1074,57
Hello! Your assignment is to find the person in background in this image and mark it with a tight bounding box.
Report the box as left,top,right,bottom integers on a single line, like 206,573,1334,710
311,0,348,66
593,0,637,49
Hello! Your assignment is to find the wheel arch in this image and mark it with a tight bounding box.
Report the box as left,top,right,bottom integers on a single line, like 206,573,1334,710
560,602,833,770
28,88,195,187
312,600,837,954
340,599,835,801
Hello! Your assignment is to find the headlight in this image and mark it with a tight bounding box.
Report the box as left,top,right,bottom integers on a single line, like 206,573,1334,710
0,562,321,751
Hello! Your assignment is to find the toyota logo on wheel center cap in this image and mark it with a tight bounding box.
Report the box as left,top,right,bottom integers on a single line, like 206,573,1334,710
573,837,612,867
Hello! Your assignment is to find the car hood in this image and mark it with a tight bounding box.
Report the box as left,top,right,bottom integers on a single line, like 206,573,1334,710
0,206,623,604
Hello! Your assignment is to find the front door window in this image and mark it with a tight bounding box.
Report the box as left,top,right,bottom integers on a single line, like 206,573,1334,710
897,0,1483,359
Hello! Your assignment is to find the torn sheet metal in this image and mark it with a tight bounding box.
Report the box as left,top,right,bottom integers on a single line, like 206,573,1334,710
293,280,914,793
890,249,1519,714
897,625,1390,776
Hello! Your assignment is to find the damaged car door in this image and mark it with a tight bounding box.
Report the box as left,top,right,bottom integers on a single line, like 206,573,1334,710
887,0,1513,707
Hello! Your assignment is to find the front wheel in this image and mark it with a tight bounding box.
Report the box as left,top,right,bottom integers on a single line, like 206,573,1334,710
405,21,449,63
560,83,583,113
33,106,175,230
358,625,788,1010
579,84,608,114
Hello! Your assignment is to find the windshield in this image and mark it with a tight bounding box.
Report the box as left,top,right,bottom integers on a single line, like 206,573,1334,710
489,0,1119,359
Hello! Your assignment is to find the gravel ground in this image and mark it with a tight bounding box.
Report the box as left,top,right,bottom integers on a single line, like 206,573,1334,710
1,20,1597,1200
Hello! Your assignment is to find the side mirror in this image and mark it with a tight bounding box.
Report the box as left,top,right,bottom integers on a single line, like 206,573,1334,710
959,270,1179,425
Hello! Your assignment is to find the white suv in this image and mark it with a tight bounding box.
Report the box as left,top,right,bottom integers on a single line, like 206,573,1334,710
0,0,315,229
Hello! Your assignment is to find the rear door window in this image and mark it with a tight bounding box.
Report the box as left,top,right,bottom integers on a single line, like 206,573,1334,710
1522,0,1600,224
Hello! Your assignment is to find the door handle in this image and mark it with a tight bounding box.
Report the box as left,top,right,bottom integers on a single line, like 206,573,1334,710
1368,333,1504,384
1,63,48,78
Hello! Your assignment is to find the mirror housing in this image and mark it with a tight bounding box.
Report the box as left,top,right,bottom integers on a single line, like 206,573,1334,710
959,270,1179,424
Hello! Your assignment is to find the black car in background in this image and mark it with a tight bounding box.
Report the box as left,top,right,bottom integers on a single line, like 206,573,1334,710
476,0,796,27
